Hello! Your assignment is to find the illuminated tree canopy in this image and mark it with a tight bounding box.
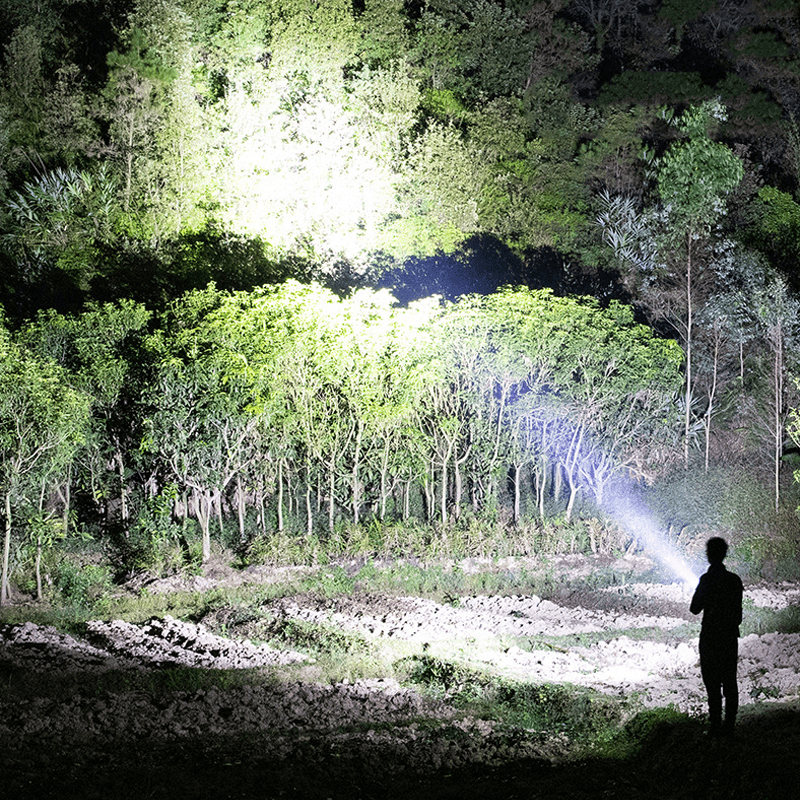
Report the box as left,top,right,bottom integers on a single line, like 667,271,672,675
0,284,684,575
1,0,798,308
1,1,800,583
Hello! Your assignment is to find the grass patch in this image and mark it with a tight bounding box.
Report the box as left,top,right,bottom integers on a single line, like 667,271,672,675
260,615,372,657
396,653,629,742
590,706,699,758
345,558,638,602
501,621,699,653
741,601,800,636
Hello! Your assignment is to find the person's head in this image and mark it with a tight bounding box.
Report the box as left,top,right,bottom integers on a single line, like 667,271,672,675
706,536,728,565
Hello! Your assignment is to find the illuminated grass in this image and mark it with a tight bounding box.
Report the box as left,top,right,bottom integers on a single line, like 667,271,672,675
502,623,700,652
741,603,800,636
396,653,628,740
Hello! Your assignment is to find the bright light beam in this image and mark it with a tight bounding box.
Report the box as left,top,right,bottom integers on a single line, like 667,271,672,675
602,486,699,588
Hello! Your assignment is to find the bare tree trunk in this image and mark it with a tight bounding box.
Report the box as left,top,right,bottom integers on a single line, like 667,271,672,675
236,475,246,541
684,234,693,469
277,459,284,532
774,321,784,513
59,463,72,535
35,536,43,601
352,422,363,526
0,491,13,605
306,459,313,537
440,456,448,527
424,462,434,523
537,464,546,521
704,326,720,473
194,489,213,563
379,440,390,522
328,456,336,533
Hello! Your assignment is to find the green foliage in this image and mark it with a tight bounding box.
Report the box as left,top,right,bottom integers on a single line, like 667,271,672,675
750,186,800,269
266,0,360,88
742,601,800,637
263,614,371,657
645,466,778,552
599,72,709,108
400,653,624,738
119,491,201,578
493,681,624,738
0,3,799,577
657,101,744,231
50,556,113,609
3,164,117,295
658,0,715,38
0,320,91,602
737,525,800,582
596,706,698,760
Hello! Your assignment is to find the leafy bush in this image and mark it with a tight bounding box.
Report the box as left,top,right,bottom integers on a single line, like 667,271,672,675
110,488,202,579
398,654,625,740
734,507,800,580
494,681,624,739
643,465,799,573
51,557,112,609
595,706,700,760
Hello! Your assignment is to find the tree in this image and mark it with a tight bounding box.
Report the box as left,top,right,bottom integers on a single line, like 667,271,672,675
419,287,683,524
21,300,152,537
3,164,118,296
103,27,176,229
656,101,744,467
0,320,90,604
492,289,682,519
600,102,744,469
0,24,46,175
567,0,639,55
408,0,530,103
143,286,263,562
751,272,800,512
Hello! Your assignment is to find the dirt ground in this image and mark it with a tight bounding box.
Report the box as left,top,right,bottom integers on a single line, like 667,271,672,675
1,555,799,798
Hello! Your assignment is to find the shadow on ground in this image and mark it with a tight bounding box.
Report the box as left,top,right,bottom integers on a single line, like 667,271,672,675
3,703,798,799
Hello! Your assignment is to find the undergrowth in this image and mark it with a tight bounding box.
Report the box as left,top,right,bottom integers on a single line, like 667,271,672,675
396,653,629,742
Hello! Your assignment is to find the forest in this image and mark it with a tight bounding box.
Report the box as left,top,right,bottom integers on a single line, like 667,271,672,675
2,0,800,602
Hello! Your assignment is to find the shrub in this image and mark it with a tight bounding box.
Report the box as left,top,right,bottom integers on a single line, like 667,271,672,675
51,556,113,609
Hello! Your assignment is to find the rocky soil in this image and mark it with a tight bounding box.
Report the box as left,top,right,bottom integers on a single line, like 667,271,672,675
1,555,799,799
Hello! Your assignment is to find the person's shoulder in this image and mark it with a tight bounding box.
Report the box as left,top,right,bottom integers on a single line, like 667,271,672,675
725,568,743,589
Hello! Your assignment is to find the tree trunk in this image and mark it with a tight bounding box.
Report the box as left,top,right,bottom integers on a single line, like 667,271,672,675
774,321,784,513
194,489,212,563
116,450,129,537
236,474,246,541
328,455,336,533
379,440,390,522
35,535,43,602
440,455,448,527
684,233,693,469
59,464,72,535
352,422,363,526
704,327,720,473
306,459,313,536
277,459,284,532
1,491,13,605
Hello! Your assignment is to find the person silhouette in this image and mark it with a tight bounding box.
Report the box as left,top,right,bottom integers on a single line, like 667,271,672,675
690,536,743,737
